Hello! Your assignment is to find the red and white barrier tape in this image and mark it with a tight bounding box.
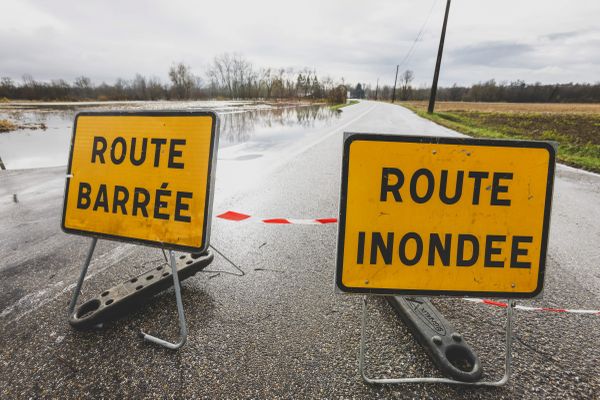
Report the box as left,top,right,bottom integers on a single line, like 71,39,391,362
217,211,337,225
463,298,600,315
216,210,599,316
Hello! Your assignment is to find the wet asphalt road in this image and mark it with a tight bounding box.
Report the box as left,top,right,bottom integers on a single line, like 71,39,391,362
1,101,599,399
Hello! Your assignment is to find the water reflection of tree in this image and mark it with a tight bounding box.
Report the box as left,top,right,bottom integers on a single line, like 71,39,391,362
1,104,341,145
219,105,340,144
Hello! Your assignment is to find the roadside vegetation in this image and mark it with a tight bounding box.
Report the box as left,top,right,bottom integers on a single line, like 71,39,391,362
4,59,600,106
350,73,600,104
0,119,47,133
0,53,346,105
402,101,600,173
0,119,16,132
330,100,359,111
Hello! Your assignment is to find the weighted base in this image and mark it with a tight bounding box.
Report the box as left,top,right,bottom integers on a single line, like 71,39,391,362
69,251,213,330
387,296,483,382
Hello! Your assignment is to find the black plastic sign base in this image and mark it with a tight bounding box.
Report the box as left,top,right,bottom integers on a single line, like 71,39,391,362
387,296,483,382
69,251,213,330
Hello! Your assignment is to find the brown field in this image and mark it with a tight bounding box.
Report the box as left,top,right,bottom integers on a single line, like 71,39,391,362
406,101,600,114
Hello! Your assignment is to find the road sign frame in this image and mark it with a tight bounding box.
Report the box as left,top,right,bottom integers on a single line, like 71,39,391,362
359,295,516,386
335,133,556,299
61,111,220,254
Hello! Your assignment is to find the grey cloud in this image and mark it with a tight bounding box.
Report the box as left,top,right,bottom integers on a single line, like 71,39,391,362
450,42,535,68
543,30,587,41
1,0,599,86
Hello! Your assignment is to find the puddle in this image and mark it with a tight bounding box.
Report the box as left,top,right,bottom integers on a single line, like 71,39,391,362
0,101,339,170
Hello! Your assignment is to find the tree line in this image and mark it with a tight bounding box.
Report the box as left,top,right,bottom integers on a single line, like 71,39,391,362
355,73,600,103
0,53,346,104
419,80,600,103
2,58,599,103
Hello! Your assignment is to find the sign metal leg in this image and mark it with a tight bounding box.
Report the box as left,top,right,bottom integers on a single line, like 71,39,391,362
359,295,514,386
140,249,188,350
68,237,98,316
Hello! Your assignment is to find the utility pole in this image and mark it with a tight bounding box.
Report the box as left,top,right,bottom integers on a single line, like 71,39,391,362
428,0,451,114
391,65,399,103
375,78,379,100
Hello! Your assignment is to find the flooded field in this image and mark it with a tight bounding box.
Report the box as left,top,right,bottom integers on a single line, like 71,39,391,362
0,101,340,170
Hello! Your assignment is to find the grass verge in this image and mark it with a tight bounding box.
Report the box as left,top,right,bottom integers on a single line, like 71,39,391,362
400,102,600,173
330,100,359,111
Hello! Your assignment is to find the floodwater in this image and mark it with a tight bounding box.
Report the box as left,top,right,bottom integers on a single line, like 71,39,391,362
0,101,340,170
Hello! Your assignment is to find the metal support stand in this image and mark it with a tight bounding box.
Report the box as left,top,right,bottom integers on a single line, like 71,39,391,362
359,295,515,386
68,237,98,315
68,239,188,350
140,250,188,350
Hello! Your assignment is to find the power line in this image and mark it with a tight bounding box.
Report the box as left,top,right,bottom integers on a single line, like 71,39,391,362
396,0,439,70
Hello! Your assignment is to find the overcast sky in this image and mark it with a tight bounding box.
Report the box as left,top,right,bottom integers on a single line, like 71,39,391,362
1,0,599,87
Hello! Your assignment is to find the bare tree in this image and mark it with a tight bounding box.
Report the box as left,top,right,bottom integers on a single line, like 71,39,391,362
132,74,147,100
146,76,166,100
259,68,274,99
207,53,261,98
168,62,197,99
207,53,235,97
0,77,16,99
400,70,414,101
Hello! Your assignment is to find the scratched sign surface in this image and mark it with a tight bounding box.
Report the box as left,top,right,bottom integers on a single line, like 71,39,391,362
62,111,219,253
336,134,555,298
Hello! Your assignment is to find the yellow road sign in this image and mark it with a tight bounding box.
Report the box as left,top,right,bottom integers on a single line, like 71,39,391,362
62,111,219,253
336,134,555,298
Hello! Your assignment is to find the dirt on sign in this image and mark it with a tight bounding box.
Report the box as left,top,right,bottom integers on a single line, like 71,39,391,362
336,133,555,298
62,111,219,253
